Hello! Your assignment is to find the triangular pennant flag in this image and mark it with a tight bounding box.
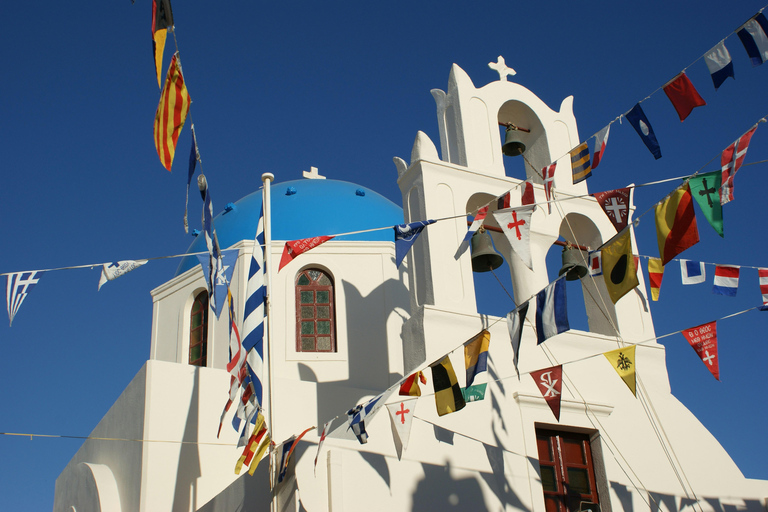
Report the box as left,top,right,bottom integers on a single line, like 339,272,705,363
543,163,557,214
399,371,427,396
737,12,768,66
713,265,740,297
720,126,757,205
759,268,768,307
506,302,529,379
184,125,200,233
98,260,148,291
600,227,639,304
688,171,723,237
535,279,569,344
603,345,636,396
570,142,592,184
531,365,563,421
591,125,611,169
464,330,491,387
663,72,706,122
430,355,466,416
655,183,699,265
591,188,631,232
151,0,174,88
681,321,720,380
461,383,487,403
680,260,706,285
279,236,335,271
394,220,436,267
492,205,535,270
386,398,417,460
521,179,535,205
647,257,664,301
314,419,334,475
704,41,735,90
154,52,191,171
625,103,662,160
6,271,44,326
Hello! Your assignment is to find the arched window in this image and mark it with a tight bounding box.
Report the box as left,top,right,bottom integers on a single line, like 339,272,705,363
189,291,209,366
295,268,336,352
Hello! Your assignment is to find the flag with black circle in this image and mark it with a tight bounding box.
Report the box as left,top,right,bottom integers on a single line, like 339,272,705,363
599,227,638,304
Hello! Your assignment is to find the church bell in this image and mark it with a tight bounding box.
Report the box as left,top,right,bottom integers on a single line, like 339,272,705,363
502,125,526,157
470,228,505,273
559,245,588,281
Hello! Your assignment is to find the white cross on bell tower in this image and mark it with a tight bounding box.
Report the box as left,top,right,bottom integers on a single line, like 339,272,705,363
488,56,516,82
303,166,326,179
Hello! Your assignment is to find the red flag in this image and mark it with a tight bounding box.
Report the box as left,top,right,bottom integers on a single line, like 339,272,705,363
543,163,556,214
591,125,611,169
531,365,563,421
521,180,535,206
681,321,720,380
720,126,757,205
153,53,190,171
496,190,512,209
399,371,427,396
663,72,706,122
655,183,700,266
279,236,334,271
591,188,631,232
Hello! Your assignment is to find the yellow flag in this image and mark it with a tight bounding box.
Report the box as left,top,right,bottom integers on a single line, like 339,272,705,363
248,433,271,475
603,345,636,396
647,257,664,301
153,52,191,171
600,227,639,304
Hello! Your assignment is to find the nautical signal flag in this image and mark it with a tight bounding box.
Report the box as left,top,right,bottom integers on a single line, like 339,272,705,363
591,188,631,232
521,179,535,206
493,206,535,270
464,330,491,387
680,260,706,285
399,371,427,397
600,227,639,304
663,72,706,122
712,265,740,297
603,345,636,397
154,53,191,171
430,355,466,416
570,142,592,184
588,250,603,276
151,0,174,88
759,268,768,307
506,302,528,379
625,103,661,160
6,271,44,326
394,220,436,267
737,12,768,66
314,420,333,475
386,399,417,460
647,257,664,301
531,365,563,421
681,321,720,380
543,163,556,214
591,125,610,169
535,279,569,344
704,41,735,90
688,171,723,237
347,394,385,444
720,126,757,205
279,236,334,271
234,413,269,475
654,183,699,266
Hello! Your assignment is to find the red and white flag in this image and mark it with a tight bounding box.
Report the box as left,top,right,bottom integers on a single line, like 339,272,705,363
521,179,535,206
681,321,720,380
279,236,334,271
386,398,418,460
759,268,768,307
712,265,740,297
591,125,611,169
314,419,334,475
591,188,631,232
720,126,757,205
492,206,535,270
531,365,563,421
543,163,557,213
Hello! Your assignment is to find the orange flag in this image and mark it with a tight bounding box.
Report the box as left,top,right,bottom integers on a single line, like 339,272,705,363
654,183,699,265
154,52,191,171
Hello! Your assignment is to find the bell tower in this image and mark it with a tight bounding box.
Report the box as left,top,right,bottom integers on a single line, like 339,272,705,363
395,59,655,368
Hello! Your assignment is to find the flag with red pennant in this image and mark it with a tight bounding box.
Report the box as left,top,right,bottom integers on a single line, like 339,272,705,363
681,321,720,380
720,126,757,205
521,179,535,206
386,398,417,460
591,188,631,232
543,163,556,214
531,365,563,421
655,183,699,266
154,52,191,171
648,257,664,301
493,205,535,270
399,371,426,396
663,72,707,122
591,125,611,169
279,236,334,271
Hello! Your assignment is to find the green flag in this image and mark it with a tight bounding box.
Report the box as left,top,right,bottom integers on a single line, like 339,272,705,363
688,171,723,237
461,383,487,403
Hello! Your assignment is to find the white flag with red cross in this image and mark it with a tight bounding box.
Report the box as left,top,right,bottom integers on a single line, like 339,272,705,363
492,205,535,270
386,398,417,460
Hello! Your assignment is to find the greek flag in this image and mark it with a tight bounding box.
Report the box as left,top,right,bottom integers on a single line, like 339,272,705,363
6,271,44,326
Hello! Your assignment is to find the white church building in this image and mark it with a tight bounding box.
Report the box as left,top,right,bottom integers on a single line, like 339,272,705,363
53,61,768,512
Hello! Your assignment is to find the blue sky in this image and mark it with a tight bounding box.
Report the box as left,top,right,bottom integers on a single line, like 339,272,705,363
2,1,768,509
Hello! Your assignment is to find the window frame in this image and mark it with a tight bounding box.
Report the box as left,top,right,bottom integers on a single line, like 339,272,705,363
189,290,209,367
294,268,337,353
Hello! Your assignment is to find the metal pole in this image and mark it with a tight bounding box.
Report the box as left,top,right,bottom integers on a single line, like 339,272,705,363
261,172,276,510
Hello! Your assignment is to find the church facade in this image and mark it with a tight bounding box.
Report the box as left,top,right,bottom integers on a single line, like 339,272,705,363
53,62,768,512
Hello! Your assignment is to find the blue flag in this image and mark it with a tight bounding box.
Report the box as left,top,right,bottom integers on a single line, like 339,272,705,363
535,279,569,344
705,42,734,90
347,394,384,444
394,220,435,267
625,103,661,160
737,12,768,66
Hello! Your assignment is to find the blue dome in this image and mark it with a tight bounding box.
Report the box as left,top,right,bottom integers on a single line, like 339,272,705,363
176,179,403,276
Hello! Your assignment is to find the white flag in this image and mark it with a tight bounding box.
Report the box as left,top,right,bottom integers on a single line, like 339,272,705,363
492,205,535,269
98,260,148,290
386,399,417,460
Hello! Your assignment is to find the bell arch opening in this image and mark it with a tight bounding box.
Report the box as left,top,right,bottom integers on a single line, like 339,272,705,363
497,100,550,184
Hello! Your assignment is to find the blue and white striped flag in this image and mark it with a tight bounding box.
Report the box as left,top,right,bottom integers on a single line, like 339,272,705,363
737,12,768,66
535,278,569,344
6,271,44,326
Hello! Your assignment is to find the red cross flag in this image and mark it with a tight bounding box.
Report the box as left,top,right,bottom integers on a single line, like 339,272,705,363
386,398,417,460
591,188,631,232
531,365,563,421
492,205,535,270
681,321,720,381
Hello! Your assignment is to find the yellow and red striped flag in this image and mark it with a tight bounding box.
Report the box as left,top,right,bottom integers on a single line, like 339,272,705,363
154,52,190,171
647,257,664,301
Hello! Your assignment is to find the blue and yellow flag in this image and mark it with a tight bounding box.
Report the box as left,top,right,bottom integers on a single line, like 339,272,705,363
463,330,490,387
570,142,592,184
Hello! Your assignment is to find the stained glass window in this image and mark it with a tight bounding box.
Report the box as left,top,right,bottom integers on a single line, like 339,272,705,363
295,268,336,352
189,291,208,366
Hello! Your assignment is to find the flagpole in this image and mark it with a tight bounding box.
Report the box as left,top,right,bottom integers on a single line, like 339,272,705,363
261,172,277,510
